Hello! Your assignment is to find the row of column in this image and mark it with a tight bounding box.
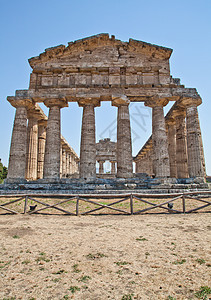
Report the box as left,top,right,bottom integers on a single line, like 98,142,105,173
61,146,79,178
79,96,133,179
7,95,205,181
167,102,205,179
7,98,79,181
139,98,205,179
7,95,133,181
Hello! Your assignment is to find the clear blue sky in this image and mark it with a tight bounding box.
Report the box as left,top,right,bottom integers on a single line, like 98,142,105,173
0,0,211,174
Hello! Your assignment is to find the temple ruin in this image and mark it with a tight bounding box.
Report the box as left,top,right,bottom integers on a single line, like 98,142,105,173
2,34,208,193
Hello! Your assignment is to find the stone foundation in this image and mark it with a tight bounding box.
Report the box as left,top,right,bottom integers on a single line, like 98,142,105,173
1,177,208,195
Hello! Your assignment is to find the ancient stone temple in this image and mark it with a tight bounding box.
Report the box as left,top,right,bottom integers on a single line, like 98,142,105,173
3,34,208,193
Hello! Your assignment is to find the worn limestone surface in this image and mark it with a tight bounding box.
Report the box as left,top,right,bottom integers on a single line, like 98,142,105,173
79,100,100,179
25,116,38,181
37,120,47,179
167,119,177,178
186,105,204,178
7,99,32,180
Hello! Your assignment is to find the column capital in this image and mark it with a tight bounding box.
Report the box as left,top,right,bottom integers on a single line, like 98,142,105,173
38,119,48,127
112,94,130,107
177,97,202,108
7,96,33,109
44,97,68,108
78,98,101,107
172,109,186,119
145,97,169,108
166,117,176,126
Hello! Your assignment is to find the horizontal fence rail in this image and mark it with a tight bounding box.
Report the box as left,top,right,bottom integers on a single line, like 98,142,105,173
0,191,210,216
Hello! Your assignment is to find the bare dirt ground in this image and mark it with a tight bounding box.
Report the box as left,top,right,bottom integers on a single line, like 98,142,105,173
0,212,210,300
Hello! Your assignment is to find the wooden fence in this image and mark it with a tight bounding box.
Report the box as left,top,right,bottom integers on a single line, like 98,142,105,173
0,191,210,215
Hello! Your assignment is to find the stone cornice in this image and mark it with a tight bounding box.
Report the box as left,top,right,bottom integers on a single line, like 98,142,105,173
11,85,201,103
28,34,173,68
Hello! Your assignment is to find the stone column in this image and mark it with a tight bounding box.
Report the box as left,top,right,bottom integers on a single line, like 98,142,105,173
7,98,32,181
75,158,80,173
43,98,68,179
78,99,100,179
148,149,153,176
69,153,72,174
167,118,177,178
66,151,70,176
174,110,189,178
145,99,170,177
98,161,105,174
60,145,62,178
62,148,67,177
25,114,39,180
37,119,47,179
112,95,133,178
110,161,116,174
181,99,205,178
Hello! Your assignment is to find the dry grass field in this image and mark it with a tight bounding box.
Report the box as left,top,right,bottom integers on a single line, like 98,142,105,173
0,196,210,300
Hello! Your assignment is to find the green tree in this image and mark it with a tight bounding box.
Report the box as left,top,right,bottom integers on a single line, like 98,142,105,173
0,159,8,183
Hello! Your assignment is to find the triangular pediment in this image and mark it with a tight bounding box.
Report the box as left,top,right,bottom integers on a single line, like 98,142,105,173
28,33,172,69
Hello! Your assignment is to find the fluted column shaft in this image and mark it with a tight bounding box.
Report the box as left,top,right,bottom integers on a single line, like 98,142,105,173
145,99,170,177
111,161,116,174
25,116,38,180
99,161,105,174
62,149,67,177
167,121,177,178
37,121,47,179
79,99,100,179
60,145,63,178
43,98,68,179
7,103,29,179
152,105,170,177
186,105,204,178
69,154,72,174
66,152,70,176
175,112,189,178
112,96,133,178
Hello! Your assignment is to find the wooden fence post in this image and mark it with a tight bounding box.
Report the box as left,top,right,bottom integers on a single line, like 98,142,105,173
130,194,133,215
24,196,28,214
182,195,186,213
76,197,79,216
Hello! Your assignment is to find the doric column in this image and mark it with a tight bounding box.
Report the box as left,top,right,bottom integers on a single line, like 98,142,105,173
148,149,153,176
66,151,70,176
37,119,47,179
167,118,177,178
69,153,72,174
174,110,189,178
112,95,133,178
7,97,32,180
98,161,105,174
75,158,80,173
43,98,68,179
62,148,67,177
180,98,205,179
60,146,62,178
78,98,100,179
145,99,170,177
110,161,116,174
25,113,39,180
